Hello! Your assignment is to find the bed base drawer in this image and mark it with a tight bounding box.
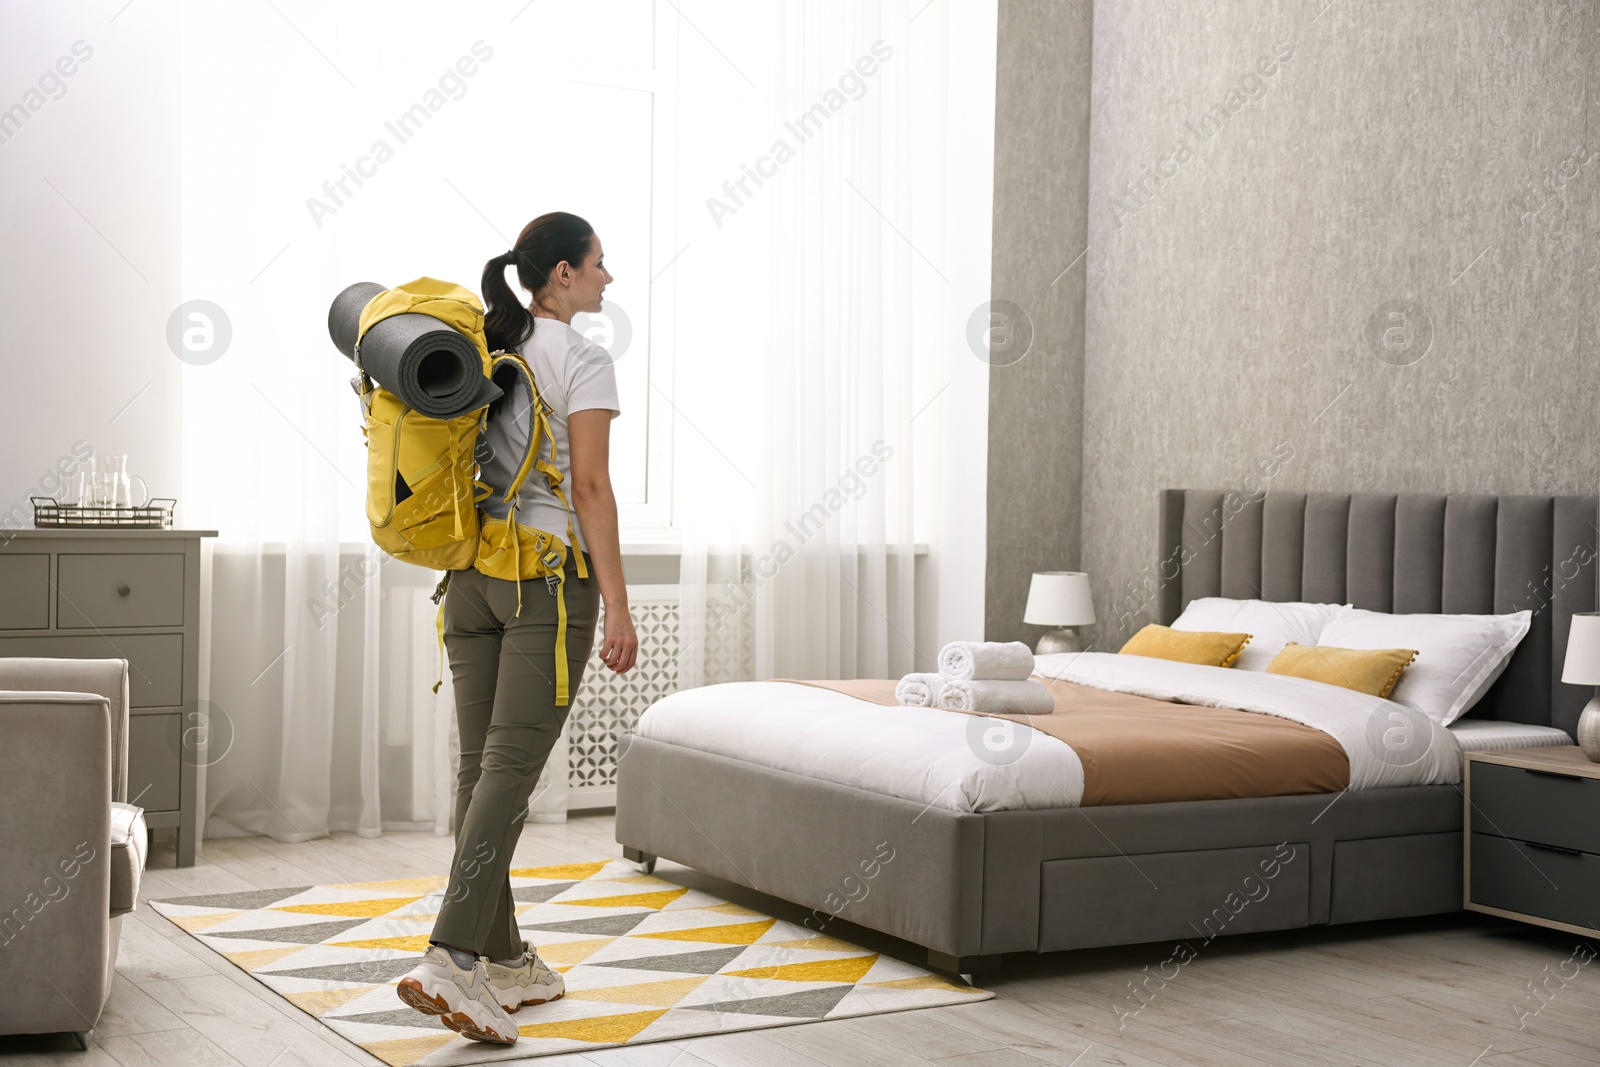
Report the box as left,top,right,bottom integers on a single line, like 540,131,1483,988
1038,842,1309,952
1329,831,1462,924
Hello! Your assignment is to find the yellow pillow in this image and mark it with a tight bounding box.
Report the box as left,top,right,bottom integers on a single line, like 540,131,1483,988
1119,624,1251,668
1266,643,1417,698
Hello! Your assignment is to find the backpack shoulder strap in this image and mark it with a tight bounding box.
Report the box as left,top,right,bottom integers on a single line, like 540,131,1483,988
484,351,589,581
487,352,553,501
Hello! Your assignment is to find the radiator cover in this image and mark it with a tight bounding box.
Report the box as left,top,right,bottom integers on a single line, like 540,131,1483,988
566,584,680,808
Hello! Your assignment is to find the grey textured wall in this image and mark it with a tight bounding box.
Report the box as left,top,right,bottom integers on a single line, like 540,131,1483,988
991,0,1600,649
984,1,1094,644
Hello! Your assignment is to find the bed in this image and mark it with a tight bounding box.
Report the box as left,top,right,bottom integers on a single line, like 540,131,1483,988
614,490,1595,976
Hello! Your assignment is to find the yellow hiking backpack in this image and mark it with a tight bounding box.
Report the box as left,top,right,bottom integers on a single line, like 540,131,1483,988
352,277,590,705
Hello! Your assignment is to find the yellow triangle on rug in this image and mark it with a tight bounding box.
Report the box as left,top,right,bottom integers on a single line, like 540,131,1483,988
551,888,687,910
531,937,613,966
360,1033,456,1067
284,985,372,1017
564,975,710,1006
701,902,767,917
275,896,425,918
868,973,990,993
768,933,863,953
635,919,776,944
728,953,880,984
325,875,447,894
168,910,241,933
517,1008,667,1044
508,861,609,880
219,945,305,971
330,933,435,952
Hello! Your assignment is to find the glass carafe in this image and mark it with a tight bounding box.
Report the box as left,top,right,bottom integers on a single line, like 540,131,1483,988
105,455,149,508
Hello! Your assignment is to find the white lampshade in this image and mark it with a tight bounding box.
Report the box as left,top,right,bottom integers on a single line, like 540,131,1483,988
1024,571,1095,627
1563,612,1600,685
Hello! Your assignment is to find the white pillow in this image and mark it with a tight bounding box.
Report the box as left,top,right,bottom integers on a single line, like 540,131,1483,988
1171,598,1347,673
1316,607,1532,726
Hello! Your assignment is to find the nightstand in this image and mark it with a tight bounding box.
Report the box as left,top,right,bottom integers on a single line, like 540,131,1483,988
1464,747,1600,937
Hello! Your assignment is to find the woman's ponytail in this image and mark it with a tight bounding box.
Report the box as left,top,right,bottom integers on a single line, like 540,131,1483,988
482,249,533,353
481,212,596,352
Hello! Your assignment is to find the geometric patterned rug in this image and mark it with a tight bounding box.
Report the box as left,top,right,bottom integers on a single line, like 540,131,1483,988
150,859,991,1065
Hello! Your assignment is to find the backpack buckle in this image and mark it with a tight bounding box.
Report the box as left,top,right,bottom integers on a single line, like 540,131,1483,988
540,549,563,595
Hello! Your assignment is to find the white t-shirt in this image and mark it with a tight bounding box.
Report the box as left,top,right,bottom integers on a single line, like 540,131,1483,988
476,317,620,554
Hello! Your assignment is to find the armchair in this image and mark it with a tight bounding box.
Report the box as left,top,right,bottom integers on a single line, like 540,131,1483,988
0,657,148,1050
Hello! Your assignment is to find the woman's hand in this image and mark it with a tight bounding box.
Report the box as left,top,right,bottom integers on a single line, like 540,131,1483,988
599,606,638,674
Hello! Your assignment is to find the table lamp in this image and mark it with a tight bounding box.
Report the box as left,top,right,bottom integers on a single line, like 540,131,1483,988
1024,571,1095,654
1560,611,1600,760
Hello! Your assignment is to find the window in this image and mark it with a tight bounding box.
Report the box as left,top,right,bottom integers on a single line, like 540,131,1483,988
179,0,676,542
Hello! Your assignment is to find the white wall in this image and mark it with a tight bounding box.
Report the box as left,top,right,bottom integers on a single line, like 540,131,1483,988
0,1,184,528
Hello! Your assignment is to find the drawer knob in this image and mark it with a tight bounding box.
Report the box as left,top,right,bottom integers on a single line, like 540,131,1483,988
117,584,131,597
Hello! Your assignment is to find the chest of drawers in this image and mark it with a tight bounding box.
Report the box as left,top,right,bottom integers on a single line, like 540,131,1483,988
0,528,214,866
1465,747,1600,937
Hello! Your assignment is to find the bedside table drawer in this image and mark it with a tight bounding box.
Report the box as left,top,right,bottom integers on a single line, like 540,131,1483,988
1470,833,1600,930
57,553,185,629
1469,761,1600,854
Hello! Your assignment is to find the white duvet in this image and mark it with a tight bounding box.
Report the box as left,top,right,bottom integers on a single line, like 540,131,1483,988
634,652,1463,813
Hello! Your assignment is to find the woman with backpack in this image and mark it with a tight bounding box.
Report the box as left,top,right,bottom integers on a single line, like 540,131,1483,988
396,211,638,1045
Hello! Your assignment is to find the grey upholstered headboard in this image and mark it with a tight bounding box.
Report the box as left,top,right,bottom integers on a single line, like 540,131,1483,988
1157,490,1598,735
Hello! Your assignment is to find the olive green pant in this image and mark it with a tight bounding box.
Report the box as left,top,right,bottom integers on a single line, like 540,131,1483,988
429,553,599,962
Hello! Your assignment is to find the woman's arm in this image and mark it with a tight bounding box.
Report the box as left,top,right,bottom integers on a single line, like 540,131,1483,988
568,408,637,674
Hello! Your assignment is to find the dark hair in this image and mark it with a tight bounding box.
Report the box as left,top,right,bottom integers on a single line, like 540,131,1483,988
481,211,596,352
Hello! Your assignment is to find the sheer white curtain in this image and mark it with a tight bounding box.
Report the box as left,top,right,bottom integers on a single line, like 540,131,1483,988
179,3,475,843
179,1,393,843
675,0,972,684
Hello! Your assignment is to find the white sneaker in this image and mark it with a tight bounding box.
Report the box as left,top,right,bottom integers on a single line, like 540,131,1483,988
485,940,566,1012
396,944,520,1045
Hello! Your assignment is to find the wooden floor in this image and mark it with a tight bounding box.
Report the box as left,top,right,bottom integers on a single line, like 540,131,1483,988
3,812,1597,1067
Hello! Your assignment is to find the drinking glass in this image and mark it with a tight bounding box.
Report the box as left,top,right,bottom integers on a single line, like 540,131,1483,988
70,468,93,507
72,458,103,510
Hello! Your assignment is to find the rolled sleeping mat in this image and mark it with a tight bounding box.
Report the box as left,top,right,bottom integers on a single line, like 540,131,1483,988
327,281,501,420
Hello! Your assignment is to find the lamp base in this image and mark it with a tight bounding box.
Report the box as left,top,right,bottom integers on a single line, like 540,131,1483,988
1578,695,1600,762
1035,628,1082,655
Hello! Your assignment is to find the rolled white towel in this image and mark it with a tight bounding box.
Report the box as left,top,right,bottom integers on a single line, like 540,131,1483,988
895,672,944,707
937,678,1054,715
937,640,1036,681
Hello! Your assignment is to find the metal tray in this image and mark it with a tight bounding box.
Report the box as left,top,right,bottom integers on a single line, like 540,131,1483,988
31,496,177,529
